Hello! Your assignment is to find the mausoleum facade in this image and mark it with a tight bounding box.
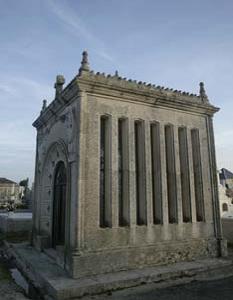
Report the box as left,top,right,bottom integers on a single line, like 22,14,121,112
32,51,225,278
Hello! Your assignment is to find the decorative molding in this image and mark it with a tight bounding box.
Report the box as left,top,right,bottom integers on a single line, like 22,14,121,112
33,52,219,129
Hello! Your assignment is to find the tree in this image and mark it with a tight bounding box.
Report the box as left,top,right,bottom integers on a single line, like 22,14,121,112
19,178,29,188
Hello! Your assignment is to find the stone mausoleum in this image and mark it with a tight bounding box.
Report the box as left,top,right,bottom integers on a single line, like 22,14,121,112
32,51,225,279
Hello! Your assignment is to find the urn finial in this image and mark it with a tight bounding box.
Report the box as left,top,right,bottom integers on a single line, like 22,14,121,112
41,99,47,114
199,82,209,103
54,75,65,98
79,50,90,75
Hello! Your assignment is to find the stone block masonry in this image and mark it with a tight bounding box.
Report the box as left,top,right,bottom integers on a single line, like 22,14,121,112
31,50,226,279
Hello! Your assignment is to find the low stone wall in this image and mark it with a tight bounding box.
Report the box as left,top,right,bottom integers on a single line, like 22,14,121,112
222,217,233,244
0,213,32,237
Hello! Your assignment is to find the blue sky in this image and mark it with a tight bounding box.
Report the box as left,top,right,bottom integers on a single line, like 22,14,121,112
1,0,233,184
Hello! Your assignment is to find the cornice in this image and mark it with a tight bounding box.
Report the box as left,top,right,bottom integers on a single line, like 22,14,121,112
33,51,219,129
76,72,219,116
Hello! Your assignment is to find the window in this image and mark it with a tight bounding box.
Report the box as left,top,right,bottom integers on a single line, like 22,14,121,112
178,127,192,222
118,118,129,226
150,122,162,224
100,116,112,227
135,120,147,225
191,129,205,222
165,125,177,223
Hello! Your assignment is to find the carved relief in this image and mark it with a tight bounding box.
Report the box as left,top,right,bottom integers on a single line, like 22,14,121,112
58,106,77,161
39,140,68,238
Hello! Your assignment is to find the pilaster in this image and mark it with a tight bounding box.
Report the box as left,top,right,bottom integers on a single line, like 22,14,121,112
160,124,168,225
206,116,226,256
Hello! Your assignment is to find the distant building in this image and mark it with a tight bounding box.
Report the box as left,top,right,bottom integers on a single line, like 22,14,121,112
218,171,233,216
0,178,21,204
219,168,233,189
19,178,32,209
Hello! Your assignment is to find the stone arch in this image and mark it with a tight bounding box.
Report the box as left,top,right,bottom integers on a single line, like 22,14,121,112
52,161,67,248
39,139,70,250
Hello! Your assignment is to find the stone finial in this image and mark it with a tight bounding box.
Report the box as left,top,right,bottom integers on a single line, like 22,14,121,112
41,99,47,114
42,99,47,110
54,75,65,98
114,70,119,77
79,50,90,75
199,82,209,103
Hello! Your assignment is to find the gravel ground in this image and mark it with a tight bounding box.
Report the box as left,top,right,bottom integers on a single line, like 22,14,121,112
0,280,29,300
0,255,29,300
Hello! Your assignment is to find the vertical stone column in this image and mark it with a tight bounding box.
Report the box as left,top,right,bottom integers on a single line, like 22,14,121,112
160,124,168,225
187,128,197,223
75,90,88,252
67,104,79,251
129,118,136,226
32,133,40,245
174,126,183,224
206,116,227,257
68,160,77,249
111,116,118,228
145,120,153,225
198,129,211,222
34,134,44,243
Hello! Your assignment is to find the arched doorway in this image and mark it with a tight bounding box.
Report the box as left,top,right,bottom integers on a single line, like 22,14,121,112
52,161,67,248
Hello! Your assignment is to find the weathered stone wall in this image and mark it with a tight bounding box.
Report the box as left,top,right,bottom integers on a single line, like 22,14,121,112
61,91,219,277
222,218,233,244
71,238,219,278
33,98,80,251
82,94,214,239
32,52,223,278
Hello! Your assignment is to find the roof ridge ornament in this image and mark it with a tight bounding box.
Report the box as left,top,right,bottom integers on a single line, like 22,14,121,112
40,99,47,114
199,82,209,103
79,50,90,75
54,75,65,99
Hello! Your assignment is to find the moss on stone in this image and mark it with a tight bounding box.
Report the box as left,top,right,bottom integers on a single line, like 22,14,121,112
0,261,11,281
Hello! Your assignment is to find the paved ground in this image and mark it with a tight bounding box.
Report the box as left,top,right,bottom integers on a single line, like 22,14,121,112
85,276,233,300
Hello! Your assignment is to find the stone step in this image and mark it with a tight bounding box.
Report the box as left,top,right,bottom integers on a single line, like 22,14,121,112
4,242,233,300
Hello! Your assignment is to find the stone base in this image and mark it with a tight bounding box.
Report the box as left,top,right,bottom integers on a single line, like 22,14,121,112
70,238,220,278
219,238,228,257
4,242,233,300
33,234,50,251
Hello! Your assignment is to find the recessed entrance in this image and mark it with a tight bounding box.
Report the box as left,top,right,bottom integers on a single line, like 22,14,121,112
52,161,67,248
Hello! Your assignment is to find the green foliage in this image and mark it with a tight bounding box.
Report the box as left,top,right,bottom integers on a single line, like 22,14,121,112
15,203,28,209
19,178,28,187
